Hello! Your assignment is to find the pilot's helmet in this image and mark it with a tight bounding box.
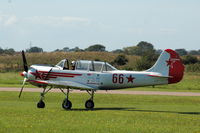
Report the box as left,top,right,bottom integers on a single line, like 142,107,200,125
71,61,76,66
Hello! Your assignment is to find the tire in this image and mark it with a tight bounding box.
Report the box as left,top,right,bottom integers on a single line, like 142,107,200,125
62,99,72,110
85,100,94,109
37,100,45,108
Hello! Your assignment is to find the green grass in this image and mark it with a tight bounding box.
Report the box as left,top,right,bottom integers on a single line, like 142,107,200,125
0,91,200,133
0,72,35,88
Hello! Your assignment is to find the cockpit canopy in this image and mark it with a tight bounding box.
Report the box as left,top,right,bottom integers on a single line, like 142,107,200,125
55,59,69,70
75,60,117,71
55,60,117,72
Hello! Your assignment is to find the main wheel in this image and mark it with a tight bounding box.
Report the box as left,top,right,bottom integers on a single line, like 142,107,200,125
85,100,94,109
62,99,72,110
37,100,45,108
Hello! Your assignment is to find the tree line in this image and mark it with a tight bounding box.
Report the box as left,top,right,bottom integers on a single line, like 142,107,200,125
0,41,200,72
1,42,200,56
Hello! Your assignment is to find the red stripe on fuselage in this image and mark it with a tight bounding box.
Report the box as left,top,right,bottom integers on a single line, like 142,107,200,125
30,71,82,80
38,71,82,76
42,74,75,78
39,71,82,79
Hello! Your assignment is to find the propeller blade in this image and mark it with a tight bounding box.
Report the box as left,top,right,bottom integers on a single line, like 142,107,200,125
18,78,27,98
22,50,28,72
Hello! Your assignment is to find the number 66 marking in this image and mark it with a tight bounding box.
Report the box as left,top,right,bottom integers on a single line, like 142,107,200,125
112,74,124,84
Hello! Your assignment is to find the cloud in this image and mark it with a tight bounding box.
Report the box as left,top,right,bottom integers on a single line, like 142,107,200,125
0,14,90,27
25,16,90,26
0,14,18,26
159,28,177,34
4,16,18,26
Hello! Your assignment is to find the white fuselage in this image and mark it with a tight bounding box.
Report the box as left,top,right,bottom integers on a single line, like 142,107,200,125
27,65,168,90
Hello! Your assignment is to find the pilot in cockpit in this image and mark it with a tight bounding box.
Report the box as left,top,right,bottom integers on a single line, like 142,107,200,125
71,61,76,70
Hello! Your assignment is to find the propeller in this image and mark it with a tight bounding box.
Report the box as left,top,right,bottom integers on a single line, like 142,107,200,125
18,78,27,98
22,50,28,72
19,50,28,98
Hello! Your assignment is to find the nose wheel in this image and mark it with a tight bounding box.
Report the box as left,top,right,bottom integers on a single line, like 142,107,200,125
37,87,52,109
61,89,72,110
37,100,45,108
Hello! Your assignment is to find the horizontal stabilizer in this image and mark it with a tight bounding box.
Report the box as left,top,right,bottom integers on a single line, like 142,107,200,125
147,74,172,78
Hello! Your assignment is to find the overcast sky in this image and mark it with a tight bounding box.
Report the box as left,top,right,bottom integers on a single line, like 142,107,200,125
0,0,200,51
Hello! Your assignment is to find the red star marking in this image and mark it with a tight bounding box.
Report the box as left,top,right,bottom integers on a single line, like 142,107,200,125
166,58,180,68
166,59,172,66
126,75,135,83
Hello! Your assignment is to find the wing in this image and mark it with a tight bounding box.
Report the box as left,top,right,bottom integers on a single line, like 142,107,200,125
27,80,95,90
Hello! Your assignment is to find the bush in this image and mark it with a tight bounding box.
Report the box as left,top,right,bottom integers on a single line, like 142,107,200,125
123,41,156,56
186,64,200,72
175,49,187,56
135,57,152,70
26,47,43,53
0,48,15,55
85,44,106,52
113,55,128,66
135,52,159,71
182,55,198,64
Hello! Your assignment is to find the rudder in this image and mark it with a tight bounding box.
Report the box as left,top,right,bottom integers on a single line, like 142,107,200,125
165,49,184,84
147,49,184,84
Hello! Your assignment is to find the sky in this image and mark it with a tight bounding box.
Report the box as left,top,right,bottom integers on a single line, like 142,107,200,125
0,0,200,51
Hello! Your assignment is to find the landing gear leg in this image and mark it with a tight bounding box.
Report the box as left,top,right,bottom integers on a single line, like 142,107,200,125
85,90,95,109
61,88,72,110
37,87,52,108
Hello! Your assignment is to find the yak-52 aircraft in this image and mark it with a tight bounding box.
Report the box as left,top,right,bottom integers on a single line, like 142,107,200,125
19,49,184,109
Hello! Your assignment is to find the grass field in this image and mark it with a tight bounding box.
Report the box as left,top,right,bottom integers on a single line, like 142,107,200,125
0,91,200,133
0,72,200,92
1,72,200,133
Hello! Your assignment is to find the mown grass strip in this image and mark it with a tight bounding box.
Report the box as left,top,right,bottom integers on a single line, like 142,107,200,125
0,91,200,133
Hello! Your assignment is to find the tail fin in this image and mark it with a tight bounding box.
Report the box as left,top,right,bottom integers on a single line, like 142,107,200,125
147,49,184,84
